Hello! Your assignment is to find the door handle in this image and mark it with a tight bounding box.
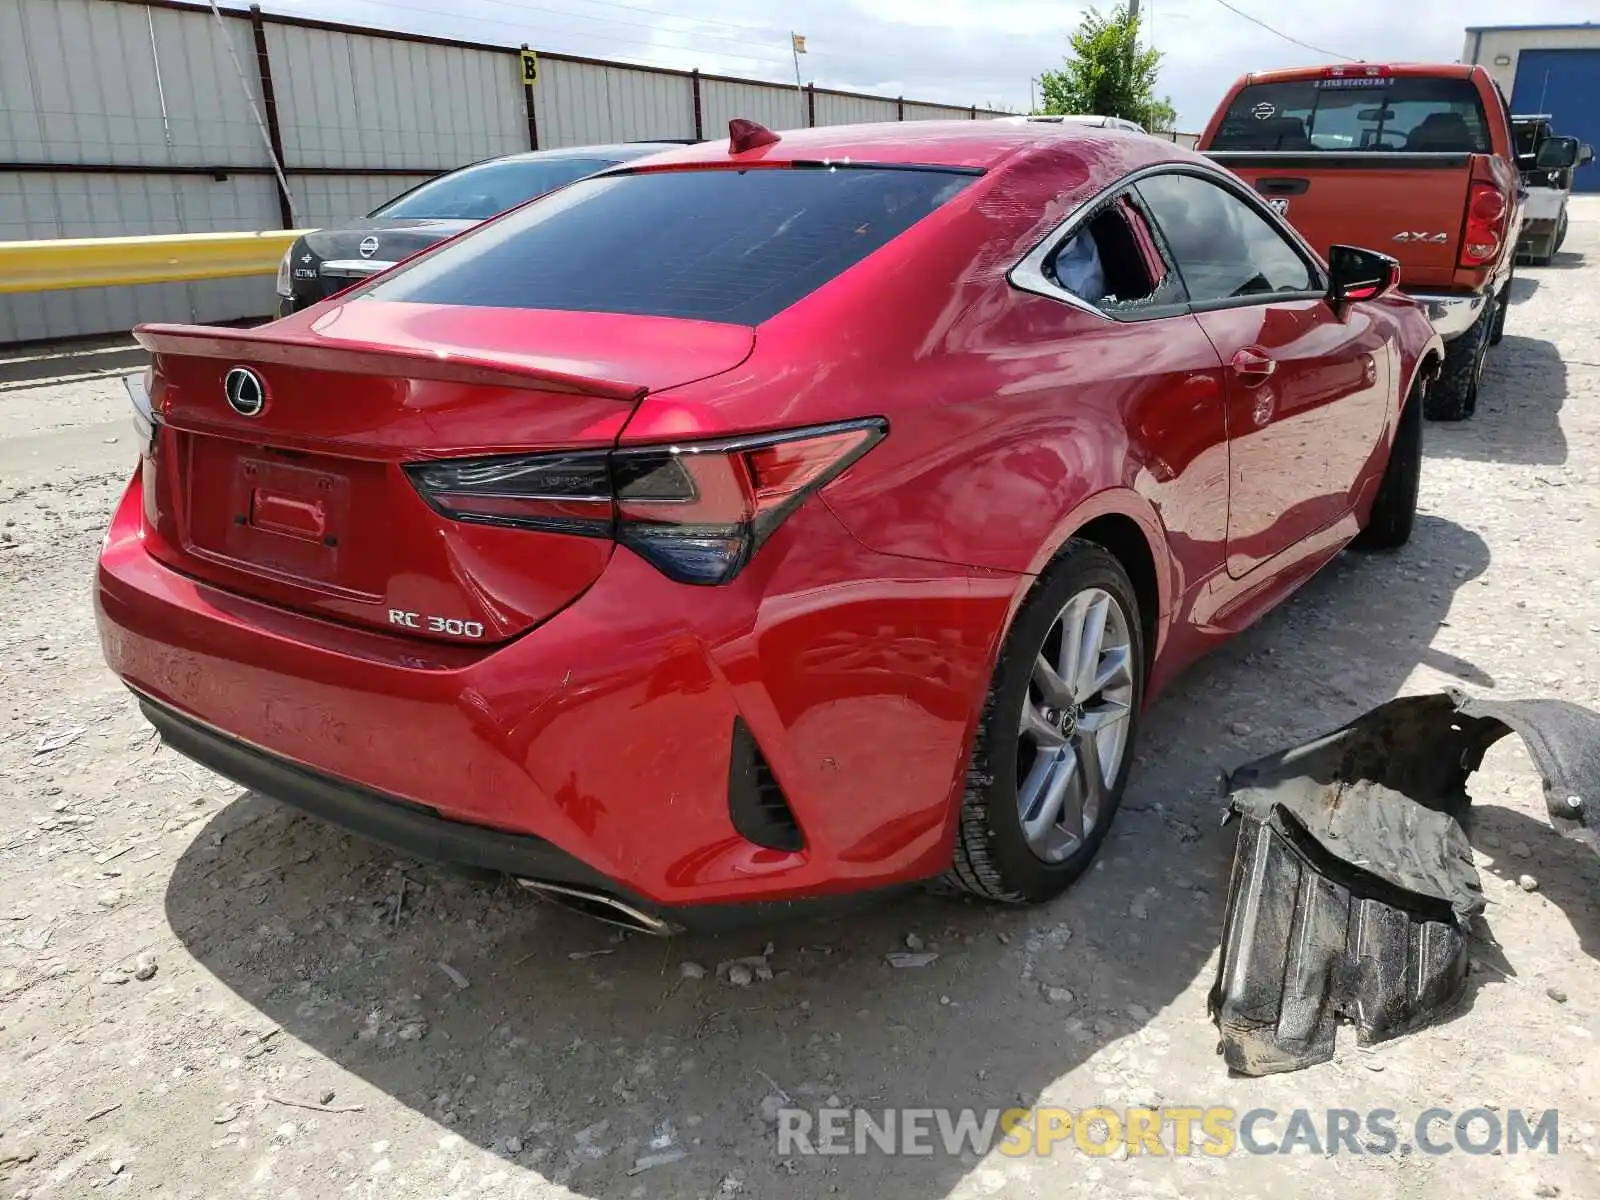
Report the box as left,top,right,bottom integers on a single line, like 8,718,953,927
1230,348,1277,386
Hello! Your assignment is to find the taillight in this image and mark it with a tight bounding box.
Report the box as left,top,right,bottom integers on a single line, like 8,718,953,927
123,368,158,455
1322,64,1390,79
1460,181,1508,268
405,418,887,586
404,451,612,536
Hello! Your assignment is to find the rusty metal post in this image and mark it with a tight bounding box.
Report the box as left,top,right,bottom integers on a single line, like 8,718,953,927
247,5,293,229
521,43,539,150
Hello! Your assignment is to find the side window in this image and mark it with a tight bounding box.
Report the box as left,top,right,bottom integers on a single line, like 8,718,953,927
1135,173,1317,304
1046,193,1187,317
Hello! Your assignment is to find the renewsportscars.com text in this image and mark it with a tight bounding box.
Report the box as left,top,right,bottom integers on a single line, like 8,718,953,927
777,1106,1560,1158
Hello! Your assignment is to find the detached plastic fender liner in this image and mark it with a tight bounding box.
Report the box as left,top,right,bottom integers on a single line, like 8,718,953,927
1208,690,1600,1076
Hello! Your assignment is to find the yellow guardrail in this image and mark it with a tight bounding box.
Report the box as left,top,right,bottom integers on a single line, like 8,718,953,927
0,229,312,294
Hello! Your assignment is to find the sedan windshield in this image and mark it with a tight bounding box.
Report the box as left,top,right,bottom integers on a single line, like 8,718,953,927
373,157,620,220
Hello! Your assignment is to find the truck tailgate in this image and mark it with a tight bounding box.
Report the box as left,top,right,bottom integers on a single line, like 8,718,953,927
1208,152,1472,290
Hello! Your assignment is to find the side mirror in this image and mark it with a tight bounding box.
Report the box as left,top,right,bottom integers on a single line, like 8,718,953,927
1581,143,1595,167
1535,135,1580,170
1327,244,1400,316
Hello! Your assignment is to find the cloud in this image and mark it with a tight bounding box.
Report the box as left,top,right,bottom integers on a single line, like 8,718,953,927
268,0,1596,128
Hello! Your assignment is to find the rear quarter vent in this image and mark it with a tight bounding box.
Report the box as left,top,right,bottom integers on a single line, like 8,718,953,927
727,719,806,852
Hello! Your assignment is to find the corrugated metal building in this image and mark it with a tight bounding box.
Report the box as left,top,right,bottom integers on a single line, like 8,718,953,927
0,0,1006,343
1464,22,1600,192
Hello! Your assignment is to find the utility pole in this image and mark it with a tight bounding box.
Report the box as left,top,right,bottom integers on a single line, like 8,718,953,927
791,31,806,121
1125,0,1141,110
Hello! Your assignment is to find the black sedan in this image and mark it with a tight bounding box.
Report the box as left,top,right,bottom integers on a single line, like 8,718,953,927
274,142,689,317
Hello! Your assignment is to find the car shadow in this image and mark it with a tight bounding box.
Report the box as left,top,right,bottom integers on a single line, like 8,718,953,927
1536,249,1587,271
1508,275,1540,304
165,516,1495,1197
1470,807,1600,965
1427,333,1568,466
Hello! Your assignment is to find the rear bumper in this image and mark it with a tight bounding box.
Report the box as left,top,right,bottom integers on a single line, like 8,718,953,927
136,692,905,931
1405,290,1490,341
96,467,1004,910
139,690,619,891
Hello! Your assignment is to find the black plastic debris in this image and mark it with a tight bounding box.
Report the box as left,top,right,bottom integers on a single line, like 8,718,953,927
1209,690,1600,1076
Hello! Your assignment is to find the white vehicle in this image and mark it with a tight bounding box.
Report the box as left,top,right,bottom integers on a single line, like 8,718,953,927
1513,113,1595,266
1006,114,1148,134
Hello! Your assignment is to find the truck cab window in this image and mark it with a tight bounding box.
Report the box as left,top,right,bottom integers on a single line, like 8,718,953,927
1211,77,1492,154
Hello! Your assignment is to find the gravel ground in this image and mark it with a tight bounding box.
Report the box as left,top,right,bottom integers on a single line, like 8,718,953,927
3,200,1599,1200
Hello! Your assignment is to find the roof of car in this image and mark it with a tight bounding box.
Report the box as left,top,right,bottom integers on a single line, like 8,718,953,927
487,141,690,164
607,119,1161,172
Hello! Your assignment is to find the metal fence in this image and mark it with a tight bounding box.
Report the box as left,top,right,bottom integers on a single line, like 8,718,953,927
0,0,1008,343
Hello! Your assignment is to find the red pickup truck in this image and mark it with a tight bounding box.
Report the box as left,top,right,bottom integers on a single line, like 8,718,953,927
1199,63,1581,420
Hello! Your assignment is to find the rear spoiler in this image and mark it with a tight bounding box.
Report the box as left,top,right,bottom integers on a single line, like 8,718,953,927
133,321,647,401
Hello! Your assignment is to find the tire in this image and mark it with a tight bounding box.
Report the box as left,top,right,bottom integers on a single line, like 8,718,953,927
1489,274,1510,346
1354,379,1423,551
1554,210,1569,254
947,541,1145,904
1424,298,1493,422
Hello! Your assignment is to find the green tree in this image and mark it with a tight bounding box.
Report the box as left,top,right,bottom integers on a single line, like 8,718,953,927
1037,4,1177,132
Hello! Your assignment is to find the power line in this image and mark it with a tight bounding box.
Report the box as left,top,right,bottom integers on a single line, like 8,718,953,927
507,0,784,41
339,0,774,64
270,0,1031,111
356,0,780,55
1206,0,1355,62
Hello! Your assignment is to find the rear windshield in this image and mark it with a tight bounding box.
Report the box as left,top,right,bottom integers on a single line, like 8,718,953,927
362,165,976,324
1210,77,1491,154
373,157,620,220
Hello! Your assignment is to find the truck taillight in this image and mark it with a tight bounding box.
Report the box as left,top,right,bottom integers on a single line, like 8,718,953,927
405,418,887,586
1460,182,1507,268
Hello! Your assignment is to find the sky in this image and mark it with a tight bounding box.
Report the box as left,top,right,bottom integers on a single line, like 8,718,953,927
260,0,1599,129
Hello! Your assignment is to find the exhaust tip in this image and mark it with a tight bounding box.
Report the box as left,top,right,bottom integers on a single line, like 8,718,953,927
515,878,681,936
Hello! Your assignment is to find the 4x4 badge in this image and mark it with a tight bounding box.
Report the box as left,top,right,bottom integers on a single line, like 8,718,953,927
1393,231,1449,243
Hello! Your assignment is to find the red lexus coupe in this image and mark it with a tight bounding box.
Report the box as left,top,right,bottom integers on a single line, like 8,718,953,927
97,120,1442,932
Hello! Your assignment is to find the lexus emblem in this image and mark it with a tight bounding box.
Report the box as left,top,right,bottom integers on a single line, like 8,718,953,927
223,367,266,417
358,236,380,258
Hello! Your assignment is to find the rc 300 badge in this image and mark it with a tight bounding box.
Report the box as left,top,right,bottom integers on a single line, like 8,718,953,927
387,610,486,638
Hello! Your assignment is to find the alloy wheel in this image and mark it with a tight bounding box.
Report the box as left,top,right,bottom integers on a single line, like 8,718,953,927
1016,586,1135,863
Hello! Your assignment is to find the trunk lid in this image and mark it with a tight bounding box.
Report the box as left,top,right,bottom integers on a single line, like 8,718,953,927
300,217,473,265
290,219,474,308
1208,152,1473,289
134,301,754,644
